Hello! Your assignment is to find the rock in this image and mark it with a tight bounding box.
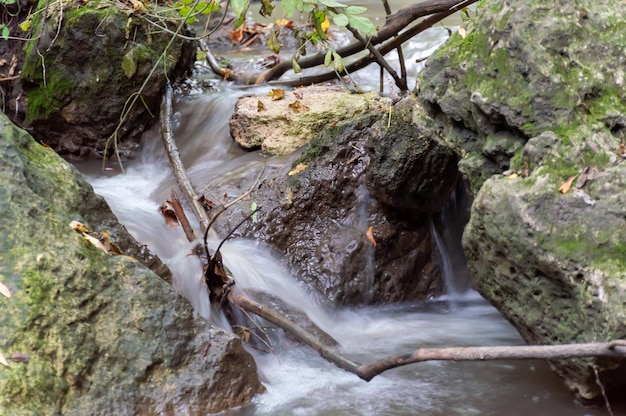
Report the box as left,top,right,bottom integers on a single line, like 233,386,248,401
417,0,626,404
0,112,262,415
20,3,196,159
229,85,390,155
365,96,459,213
212,110,446,306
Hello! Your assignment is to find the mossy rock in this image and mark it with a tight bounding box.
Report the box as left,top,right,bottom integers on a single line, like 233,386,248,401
417,0,626,405
0,112,261,415
20,0,196,158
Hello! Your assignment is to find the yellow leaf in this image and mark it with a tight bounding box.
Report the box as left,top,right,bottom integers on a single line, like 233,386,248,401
288,163,307,176
269,88,284,101
0,352,10,368
558,175,577,194
70,220,90,234
366,226,377,247
0,280,11,299
321,16,330,32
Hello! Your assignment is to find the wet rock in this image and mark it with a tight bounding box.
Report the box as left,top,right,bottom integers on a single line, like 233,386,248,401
212,110,445,306
20,3,196,159
418,0,626,404
365,96,459,213
0,113,262,415
229,84,390,155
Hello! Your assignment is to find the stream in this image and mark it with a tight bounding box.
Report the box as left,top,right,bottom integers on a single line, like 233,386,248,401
76,10,618,416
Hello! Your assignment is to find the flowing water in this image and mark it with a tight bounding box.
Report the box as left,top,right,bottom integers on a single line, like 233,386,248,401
76,10,620,416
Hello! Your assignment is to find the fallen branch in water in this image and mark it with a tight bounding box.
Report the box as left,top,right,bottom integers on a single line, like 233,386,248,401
160,82,211,233
234,293,626,382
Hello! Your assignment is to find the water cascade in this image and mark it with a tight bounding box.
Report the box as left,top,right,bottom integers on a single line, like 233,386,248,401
80,84,612,415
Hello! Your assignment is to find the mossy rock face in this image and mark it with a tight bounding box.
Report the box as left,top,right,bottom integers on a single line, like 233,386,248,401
20,1,196,158
0,112,262,415
418,0,626,404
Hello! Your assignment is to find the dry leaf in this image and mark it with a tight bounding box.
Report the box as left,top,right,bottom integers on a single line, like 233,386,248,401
575,166,599,189
0,352,11,368
70,220,90,234
257,100,265,112
288,163,307,176
366,226,377,247
269,88,284,101
197,195,217,212
288,100,310,113
0,280,11,299
558,175,577,194
83,234,109,254
159,201,179,228
458,26,467,38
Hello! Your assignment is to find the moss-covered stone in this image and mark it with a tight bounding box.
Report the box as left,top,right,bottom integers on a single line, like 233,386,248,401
20,0,196,158
417,0,626,405
0,112,261,415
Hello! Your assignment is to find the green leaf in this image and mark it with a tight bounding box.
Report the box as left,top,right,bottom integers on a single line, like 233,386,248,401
282,0,296,17
18,19,31,32
344,5,367,15
251,202,258,223
0,25,8,40
324,49,332,67
318,0,347,8
348,15,377,37
266,29,282,54
231,0,250,22
292,57,301,73
332,51,344,72
332,12,349,27
233,3,249,29
260,0,274,17
121,49,138,79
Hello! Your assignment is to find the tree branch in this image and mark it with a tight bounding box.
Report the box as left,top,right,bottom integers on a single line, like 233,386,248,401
356,341,626,381
257,0,478,83
160,82,211,232
234,291,626,384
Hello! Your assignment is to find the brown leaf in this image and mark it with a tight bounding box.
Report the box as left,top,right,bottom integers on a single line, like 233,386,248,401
159,200,179,228
288,100,309,113
558,175,577,194
0,280,11,299
288,163,307,176
83,234,110,254
229,27,245,45
269,88,284,101
366,226,377,247
197,195,217,211
257,100,265,111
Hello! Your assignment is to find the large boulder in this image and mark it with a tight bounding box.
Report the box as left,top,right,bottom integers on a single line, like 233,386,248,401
212,98,460,305
418,0,626,404
20,1,196,159
0,112,262,415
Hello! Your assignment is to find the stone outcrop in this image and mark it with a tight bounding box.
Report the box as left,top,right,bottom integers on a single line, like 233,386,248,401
0,112,262,415
417,0,626,404
20,2,196,159
214,97,460,306
229,85,390,155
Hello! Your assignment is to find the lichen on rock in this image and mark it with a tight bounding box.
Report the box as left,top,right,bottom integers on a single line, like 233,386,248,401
0,112,262,415
417,0,626,404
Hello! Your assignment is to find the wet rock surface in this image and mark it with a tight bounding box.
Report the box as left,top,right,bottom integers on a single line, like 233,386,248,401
418,0,626,404
213,98,461,306
0,113,261,415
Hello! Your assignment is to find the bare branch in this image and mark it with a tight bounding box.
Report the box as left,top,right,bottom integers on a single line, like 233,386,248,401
160,82,211,232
